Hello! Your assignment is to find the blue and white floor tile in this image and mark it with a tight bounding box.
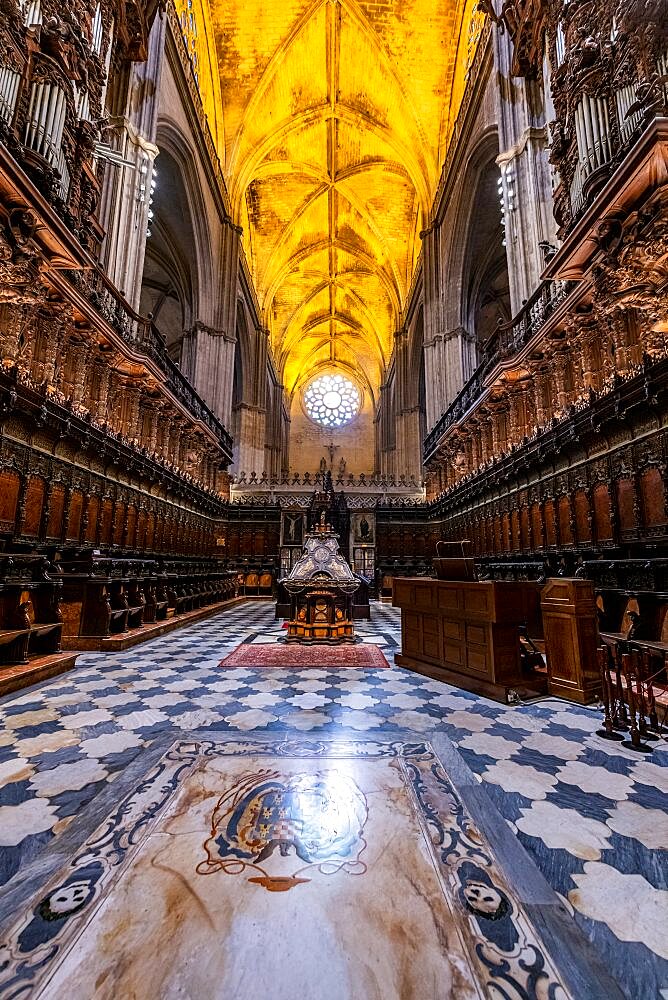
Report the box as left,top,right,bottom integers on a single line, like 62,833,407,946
0,599,666,999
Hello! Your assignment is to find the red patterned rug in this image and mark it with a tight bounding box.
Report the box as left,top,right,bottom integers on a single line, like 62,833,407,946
219,642,390,669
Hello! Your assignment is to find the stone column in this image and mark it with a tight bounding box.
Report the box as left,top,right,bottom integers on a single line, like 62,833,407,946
421,224,448,430
493,28,558,313
443,325,477,408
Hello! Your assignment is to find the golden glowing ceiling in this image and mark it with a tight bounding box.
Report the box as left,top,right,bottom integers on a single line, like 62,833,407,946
207,0,479,397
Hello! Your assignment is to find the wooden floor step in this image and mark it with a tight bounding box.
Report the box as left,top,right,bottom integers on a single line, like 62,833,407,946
0,651,78,698
61,595,246,651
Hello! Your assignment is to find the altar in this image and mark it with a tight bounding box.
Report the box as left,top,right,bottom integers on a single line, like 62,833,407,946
280,515,359,643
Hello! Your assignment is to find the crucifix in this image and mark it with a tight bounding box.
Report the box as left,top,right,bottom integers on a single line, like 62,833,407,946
326,440,339,471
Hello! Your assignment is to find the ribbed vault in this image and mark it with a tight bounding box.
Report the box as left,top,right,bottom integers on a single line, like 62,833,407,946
209,0,476,396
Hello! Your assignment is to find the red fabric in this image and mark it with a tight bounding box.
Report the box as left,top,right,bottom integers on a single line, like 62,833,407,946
219,642,390,669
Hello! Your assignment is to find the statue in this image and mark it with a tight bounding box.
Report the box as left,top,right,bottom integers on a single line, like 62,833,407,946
339,456,346,473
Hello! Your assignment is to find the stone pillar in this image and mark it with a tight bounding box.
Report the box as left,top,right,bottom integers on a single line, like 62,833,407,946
443,325,477,408
493,28,558,313
421,225,447,429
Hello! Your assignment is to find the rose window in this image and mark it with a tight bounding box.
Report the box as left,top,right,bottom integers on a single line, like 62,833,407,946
303,373,360,428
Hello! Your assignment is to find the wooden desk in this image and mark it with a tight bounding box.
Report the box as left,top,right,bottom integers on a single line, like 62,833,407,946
392,577,546,702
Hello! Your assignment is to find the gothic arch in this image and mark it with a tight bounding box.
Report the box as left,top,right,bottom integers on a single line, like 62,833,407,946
441,127,510,355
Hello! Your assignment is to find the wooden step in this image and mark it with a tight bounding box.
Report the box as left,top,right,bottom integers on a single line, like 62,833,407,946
61,595,246,651
0,651,78,698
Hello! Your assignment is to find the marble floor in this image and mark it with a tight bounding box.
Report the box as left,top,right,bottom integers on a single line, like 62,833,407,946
0,600,666,999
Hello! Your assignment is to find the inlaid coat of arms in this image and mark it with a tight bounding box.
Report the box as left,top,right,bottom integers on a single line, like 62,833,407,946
197,769,368,891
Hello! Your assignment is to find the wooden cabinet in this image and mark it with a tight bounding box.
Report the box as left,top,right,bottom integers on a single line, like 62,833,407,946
392,577,546,702
540,578,601,703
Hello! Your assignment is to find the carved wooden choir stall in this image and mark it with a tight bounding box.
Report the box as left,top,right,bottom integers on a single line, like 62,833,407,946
0,554,77,696
57,553,239,650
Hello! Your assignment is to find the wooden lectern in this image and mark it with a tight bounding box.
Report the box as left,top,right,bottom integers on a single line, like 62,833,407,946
392,577,546,703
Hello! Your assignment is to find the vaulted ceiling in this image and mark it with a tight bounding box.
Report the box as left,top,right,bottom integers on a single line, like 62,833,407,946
209,0,476,398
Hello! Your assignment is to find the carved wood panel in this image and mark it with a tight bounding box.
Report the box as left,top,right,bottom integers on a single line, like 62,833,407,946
544,500,556,547
85,496,99,543
100,499,113,545
46,485,66,539
593,484,613,541
23,477,45,536
617,479,636,533
66,490,83,541
574,491,591,544
640,467,666,528
558,496,573,546
0,470,20,531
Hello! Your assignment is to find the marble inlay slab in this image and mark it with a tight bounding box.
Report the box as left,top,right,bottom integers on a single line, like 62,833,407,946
0,739,572,1000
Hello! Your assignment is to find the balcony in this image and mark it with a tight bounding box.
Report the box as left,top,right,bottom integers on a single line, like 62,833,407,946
423,279,574,461
60,265,233,457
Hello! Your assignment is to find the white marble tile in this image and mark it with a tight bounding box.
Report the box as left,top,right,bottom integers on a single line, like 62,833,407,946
206,677,252,693
116,709,170,730
629,760,668,795
549,710,597,733
290,679,331,693
0,797,58,845
569,863,668,959
459,733,519,760
384,692,425,710
606,801,668,849
168,709,223,729
516,801,612,860
482,760,558,800
522,732,584,760
141,693,189,709
223,708,279,729
237,692,283,709
427,693,479,712
4,708,59,730
494,711,549,734
13,730,81,757
332,709,384,731
277,710,330,731
0,756,34,787
445,710,497,733
286,692,329,710
555,760,634,800
79,730,144,758
336,693,379,710
29,759,109,797
386,710,436,733
582,735,640,760
61,709,114,729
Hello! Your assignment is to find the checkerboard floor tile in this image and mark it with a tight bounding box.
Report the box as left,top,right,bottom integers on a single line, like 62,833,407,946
0,600,666,999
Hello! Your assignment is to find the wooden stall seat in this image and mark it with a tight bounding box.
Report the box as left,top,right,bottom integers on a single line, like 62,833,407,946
57,552,239,650
0,555,77,695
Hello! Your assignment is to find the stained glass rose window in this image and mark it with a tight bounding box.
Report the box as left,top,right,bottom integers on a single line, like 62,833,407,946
303,373,360,428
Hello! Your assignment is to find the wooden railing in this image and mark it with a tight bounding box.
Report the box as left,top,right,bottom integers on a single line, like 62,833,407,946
424,279,574,459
